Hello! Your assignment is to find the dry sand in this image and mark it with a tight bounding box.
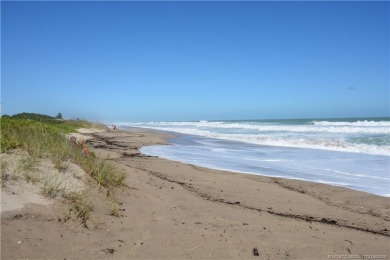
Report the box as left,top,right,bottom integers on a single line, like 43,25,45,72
1,128,389,259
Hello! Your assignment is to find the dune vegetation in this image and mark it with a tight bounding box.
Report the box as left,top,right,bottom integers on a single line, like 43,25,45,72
1,113,125,228
1,113,125,189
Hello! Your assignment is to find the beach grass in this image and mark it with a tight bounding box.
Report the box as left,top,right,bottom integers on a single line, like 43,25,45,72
42,175,66,199
61,191,94,228
17,155,41,183
1,159,9,186
0,114,125,191
109,200,120,217
1,113,125,228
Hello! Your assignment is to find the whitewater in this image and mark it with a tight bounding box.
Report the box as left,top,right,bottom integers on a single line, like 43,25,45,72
118,118,390,196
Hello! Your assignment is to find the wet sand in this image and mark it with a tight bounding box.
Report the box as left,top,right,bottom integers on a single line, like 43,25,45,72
1,128,389,259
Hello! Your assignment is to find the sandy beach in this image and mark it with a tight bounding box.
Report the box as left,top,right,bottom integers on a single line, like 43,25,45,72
1,127,389,259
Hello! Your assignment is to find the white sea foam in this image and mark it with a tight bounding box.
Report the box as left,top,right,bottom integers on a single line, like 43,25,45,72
314,180,350,187
119,119,390,156
311,120,390,127
137,119,390,196
127,120,390,134
140,136,390,196
127,126,389,156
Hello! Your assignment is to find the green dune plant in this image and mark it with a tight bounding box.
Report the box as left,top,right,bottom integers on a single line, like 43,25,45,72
1,113,126,229
17,155,40,184
60,191,94,228
1,114,125,191
108,198,120,217
42,175,66,199
1,159,9,186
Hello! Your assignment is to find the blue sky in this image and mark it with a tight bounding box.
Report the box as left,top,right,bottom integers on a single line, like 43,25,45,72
2,1,389,122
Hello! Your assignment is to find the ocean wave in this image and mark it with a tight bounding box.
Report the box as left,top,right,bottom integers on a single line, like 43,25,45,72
126,121,390,134
126,126,390,156
311,120,390,127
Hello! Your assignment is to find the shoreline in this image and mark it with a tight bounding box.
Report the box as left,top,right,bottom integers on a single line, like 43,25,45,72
1,127,389,259
137,128,389,197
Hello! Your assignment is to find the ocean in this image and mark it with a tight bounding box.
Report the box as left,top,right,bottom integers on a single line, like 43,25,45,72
118,118,390,196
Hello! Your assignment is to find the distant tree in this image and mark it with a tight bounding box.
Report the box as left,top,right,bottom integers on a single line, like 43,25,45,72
55,112,63,119
12,113,54,120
